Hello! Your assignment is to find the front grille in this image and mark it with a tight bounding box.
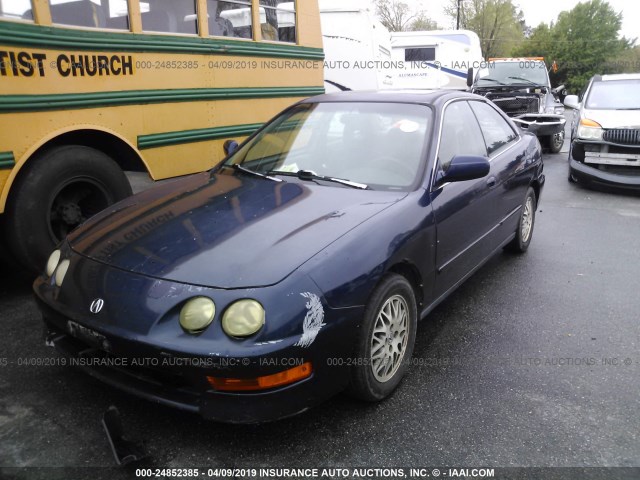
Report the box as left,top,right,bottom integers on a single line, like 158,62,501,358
486,94,540,116
603,129,640,145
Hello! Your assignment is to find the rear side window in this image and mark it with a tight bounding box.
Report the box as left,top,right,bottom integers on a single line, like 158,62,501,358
469,101,518,155
438,101,487,171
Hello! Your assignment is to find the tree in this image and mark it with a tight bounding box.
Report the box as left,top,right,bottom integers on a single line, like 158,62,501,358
408,13,439,32
513,0,633,92
607,46,640,74
375,0,415,32
445,0,525,58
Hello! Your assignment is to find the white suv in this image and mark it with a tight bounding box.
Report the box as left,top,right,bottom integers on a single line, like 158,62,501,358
564,73,640,191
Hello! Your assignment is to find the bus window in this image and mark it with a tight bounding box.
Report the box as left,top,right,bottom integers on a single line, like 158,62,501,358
105,0,131,30
48,0,130,30
214,0,252,39
0,0,33,20
142,0,198,35
259,0,296,43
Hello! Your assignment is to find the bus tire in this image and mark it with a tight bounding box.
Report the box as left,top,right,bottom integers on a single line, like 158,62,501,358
5,145,132,273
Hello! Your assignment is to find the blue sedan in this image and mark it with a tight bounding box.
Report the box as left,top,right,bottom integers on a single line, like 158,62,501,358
34,91,544,423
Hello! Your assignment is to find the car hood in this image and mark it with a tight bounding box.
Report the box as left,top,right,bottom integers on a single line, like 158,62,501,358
582,108,640,129
68,171,405,288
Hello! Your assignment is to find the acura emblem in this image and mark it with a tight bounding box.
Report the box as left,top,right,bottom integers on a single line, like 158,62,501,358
89,298,104,314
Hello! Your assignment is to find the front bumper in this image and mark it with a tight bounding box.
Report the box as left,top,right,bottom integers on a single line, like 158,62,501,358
36,294,357,423
512,114,566,137
569,158,640,191
33,257,361,423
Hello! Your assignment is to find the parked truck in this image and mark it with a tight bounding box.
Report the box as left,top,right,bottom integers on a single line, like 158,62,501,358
468,57,566,152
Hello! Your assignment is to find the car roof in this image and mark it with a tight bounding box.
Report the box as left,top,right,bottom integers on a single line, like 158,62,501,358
302,89,481,106
596,73,640,82
487,58,545,63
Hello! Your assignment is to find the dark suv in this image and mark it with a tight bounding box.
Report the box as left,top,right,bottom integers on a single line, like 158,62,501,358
468,58,566,152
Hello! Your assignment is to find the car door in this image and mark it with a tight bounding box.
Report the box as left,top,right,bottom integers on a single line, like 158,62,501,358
468,100,527,243
430,100,495,299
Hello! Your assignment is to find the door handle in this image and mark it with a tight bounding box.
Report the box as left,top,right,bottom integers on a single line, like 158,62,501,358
486,177,496,187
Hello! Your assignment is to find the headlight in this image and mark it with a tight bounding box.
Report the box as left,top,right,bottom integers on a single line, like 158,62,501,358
577,119,603,140
46,250,61,277
222,299,265,338
545,105,565,115
54,259,70,287
179,297,216,334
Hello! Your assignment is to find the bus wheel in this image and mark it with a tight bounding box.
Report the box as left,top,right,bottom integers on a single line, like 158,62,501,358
6,145,132,273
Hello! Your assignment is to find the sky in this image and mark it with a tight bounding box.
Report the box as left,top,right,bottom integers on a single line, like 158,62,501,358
401,0,640,41
2,0,638,40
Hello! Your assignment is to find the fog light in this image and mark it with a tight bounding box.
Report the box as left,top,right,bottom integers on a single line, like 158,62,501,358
179,297,215,334
222,299,265,338
54,259,70,287
207,362,313,391
46,250,61,277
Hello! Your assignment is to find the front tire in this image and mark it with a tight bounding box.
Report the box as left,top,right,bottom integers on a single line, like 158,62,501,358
548,131,564,154
5,145,132,272
505,187,537,253
347,274,417,402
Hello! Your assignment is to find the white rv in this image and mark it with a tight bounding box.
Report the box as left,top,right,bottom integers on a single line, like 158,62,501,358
319,0,394,92
390,30,483,90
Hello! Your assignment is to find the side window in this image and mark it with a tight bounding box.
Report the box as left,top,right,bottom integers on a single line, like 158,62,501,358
405,48,436,62
210,0,252,39
438,101,486,171
142,0,198,34
469,101,518,155
1,0,33,21
259,0,296,43
49,0,130,30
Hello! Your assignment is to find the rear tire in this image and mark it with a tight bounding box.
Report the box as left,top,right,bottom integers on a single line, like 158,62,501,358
5,145,132,273
347,274,417,402
505,187,537,254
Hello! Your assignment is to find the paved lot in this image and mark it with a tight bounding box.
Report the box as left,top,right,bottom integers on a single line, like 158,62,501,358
1,153,639,479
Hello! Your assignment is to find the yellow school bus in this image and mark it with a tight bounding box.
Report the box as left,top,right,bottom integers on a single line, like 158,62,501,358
0,0,324,271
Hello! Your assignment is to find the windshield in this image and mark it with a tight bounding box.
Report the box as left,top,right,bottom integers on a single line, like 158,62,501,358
585,79,640,110
223,102,432,191
476,61,549,87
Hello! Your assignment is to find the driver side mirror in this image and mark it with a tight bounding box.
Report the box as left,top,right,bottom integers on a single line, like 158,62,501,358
224,140,239,156
437,155,490,186
563,95,580,110
466,67,474,88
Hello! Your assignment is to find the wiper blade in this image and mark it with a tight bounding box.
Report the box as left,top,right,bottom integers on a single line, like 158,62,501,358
232,164,283,182
269,170,368,190
478,77,507,85
507,76,540,86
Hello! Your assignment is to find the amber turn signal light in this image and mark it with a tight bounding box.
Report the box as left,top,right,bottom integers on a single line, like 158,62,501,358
580,118,602,128
207,362,313,392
